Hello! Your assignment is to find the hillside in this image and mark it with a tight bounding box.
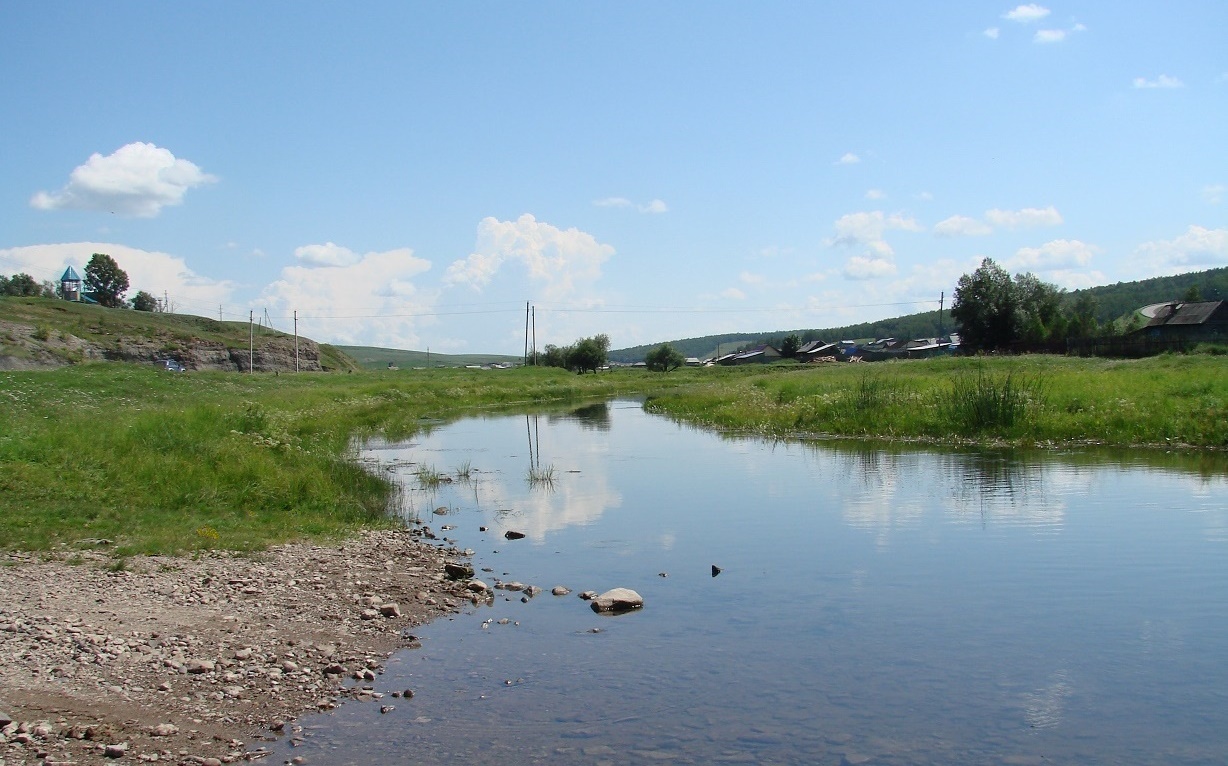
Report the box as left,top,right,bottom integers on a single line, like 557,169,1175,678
334,345,522,370
0,297,357,372
609,266,1228,363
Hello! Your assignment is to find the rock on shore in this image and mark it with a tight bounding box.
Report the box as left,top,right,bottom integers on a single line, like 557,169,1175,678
0,529,469,765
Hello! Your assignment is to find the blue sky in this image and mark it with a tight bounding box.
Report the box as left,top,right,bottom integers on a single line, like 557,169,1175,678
2,2,1225,354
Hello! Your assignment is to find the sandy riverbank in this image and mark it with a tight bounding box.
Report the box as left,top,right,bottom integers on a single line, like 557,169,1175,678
0,529,472,765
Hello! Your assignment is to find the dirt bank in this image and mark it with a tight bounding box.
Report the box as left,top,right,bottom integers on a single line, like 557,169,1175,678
0,529,472,765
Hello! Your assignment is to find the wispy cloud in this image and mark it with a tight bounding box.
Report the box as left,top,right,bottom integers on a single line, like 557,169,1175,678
30,142,216,217
985,205,1063,228
1203,184,1225,204
1034,29,1066,44
1133,75,1184,89
843,255,897,280
836,152,861,165
1011,239,1099,269
865,189,886,200
594,196,668,214
984,27,1001,39
1004,4,1050,23
933,215,993,238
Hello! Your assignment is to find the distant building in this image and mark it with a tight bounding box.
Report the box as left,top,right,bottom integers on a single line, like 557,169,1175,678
721,344,781,365
1137,301,1228,342
797,340,839,363
59,266,84,302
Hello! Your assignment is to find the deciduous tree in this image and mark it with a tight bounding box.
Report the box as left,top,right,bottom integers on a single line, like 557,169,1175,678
84,253,130,308
131,290,158,312
645,343,685,373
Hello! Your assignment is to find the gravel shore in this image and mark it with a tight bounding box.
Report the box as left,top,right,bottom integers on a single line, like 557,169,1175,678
0,529,471,765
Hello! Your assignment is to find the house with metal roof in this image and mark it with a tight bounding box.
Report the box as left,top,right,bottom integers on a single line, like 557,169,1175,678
1137,301,1228,342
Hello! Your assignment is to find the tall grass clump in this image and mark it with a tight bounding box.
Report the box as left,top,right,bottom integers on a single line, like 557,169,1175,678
414,464,448,488
940,369,1045,434
526,464,556,489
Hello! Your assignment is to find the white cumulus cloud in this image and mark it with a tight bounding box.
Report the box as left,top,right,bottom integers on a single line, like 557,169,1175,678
843,255,897,280
933,215,993,238
1011,239,1099,269
1004,4,1050,23
444,214,614,303
984,206,1063,229
1133,75,1184,89
259,246,434,348
30,142,216,217
293,242,361,267
0,242,233,309
1132,225,1228,275
829,211,923,246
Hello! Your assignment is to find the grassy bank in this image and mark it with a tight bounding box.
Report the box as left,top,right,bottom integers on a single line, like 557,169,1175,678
6,354,1225,555
644,354,1228,449
0,364,668,554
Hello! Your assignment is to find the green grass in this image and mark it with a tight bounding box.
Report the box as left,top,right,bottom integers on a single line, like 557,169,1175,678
5,354,1225,556
0,363,675,554
645,354,1228,449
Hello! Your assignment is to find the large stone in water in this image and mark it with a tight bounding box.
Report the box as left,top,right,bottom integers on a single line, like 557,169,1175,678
589,588,644,613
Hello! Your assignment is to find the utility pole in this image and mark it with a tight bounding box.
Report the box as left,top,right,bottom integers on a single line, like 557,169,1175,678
219,304,223,322
531,306,536,365
524,301,530,365
248,310,254,374
939,292,945,337
293,310,299,373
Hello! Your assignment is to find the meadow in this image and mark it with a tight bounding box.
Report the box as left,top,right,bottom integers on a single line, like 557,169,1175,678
0,364,665,554
3,353,1225,555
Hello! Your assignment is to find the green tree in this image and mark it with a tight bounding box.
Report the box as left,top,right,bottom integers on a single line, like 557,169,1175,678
131,290,158,312
780,333,801,358
1067,293,1100,339
645,343,685,373
1014,273,1067,343
2,273,43,297
540,344,568,368
951,258,1018,352
1183,285,1203,302
566,334,610,374
84,253,130,308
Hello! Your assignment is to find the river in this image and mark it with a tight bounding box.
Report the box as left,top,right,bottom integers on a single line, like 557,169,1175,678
270,400,1228,765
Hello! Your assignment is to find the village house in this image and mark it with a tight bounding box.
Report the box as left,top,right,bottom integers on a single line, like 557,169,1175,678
1136,300,1228,343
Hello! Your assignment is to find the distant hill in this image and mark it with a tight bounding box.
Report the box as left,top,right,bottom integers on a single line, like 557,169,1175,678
0,297,357,372
608,266,1228,363
335,345,523,370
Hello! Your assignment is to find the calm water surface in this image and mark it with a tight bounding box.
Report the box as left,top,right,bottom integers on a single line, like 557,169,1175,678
273,401,1228,765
